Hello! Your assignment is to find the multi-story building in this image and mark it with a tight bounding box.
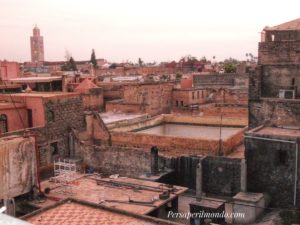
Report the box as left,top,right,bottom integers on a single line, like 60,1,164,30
246,18,300,207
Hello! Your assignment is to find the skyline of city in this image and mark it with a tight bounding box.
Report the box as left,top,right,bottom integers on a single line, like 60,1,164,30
1,0,300,63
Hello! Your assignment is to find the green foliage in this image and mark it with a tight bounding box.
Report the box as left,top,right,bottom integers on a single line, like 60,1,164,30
138,58,143,67
90,49,98,68
61,57,77,71
224,63,236,73
223,57,239,73
175,73,182,81
109,63,117,69
160,74,169,81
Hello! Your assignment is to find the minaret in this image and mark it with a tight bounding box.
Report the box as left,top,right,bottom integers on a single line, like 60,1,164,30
30,25,44,62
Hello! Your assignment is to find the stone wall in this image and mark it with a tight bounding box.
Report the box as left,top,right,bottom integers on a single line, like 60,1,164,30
80,144,242,196
261,65,300,98
162,156,242,196
249,98,300,128
245,135,299,207
258,41,300,65
81,145,151,177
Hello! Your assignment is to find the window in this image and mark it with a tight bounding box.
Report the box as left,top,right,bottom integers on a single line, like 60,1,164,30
277,149,287,166
197,91,200,99
181,101,184,107
47,110,55,123
292,78,295,86
192,92,195,100
176,100,179,107
0,114,8,134
50,142,59,158
271,34,275,41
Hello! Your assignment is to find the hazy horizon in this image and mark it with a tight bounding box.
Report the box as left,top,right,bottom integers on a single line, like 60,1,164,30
1,0,300,63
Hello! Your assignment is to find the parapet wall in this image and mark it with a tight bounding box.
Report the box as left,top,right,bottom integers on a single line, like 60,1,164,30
109,114,247,156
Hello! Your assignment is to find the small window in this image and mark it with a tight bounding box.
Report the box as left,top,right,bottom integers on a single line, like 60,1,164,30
197,91,200,99
47,110,55,122
292,78,295,86
50,142,59,157
176,100,179,107
278,149,287,166
0,114,8,134
192,92,195,100
181,101,184,107
271,34,275,41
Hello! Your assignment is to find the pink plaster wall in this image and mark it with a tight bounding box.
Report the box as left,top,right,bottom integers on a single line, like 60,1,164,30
0,61,20,80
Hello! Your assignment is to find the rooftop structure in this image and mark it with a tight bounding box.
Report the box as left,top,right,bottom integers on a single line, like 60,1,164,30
28,173,187,216
246,18,300,208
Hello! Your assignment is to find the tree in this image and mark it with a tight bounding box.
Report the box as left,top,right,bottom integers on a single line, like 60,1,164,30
224,63,236,73
90,49,98,68
138,58,143,67
61,57,77,71
175,73,182,81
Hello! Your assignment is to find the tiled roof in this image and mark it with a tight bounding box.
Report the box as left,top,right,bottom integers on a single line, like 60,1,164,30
74,78,98,92
265,18,300,31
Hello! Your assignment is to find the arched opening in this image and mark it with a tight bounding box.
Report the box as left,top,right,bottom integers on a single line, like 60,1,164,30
0,114,8,134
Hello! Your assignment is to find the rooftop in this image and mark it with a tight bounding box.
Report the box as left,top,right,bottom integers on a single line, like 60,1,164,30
265,18,300,31
9,76,62,83
5,91,79,98
29,174,187,215
23,199,179,225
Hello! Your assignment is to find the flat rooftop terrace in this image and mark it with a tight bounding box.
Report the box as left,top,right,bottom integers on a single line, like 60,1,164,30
23,199,179,225
135,123,242,140
30,174,187,215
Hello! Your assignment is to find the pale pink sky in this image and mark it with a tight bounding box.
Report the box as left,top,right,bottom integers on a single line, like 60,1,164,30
1,0,300,63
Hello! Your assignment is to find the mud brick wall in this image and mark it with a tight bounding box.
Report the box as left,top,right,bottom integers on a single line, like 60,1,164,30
258,41,300,65
245,136,300,207
110,131,220,155
81,145,151,177
105,100,141,113
249,99,300,128
261,65,300,98
122,83,173,116
193,74,235,86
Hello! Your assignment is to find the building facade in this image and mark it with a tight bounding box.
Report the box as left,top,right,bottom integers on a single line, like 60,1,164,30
246,18,300,207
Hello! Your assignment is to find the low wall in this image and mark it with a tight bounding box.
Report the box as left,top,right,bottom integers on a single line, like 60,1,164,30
111,131,220,156
81,145,151,177
110,114,247,132
201,106,248,118
80,144,242,196
106,101,141,114
163,114,247,127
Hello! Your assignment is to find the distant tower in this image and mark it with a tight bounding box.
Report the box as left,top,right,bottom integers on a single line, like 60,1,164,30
30,25,44,62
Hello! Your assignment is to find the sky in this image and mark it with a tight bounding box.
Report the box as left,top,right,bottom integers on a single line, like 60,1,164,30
1,0,300,63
